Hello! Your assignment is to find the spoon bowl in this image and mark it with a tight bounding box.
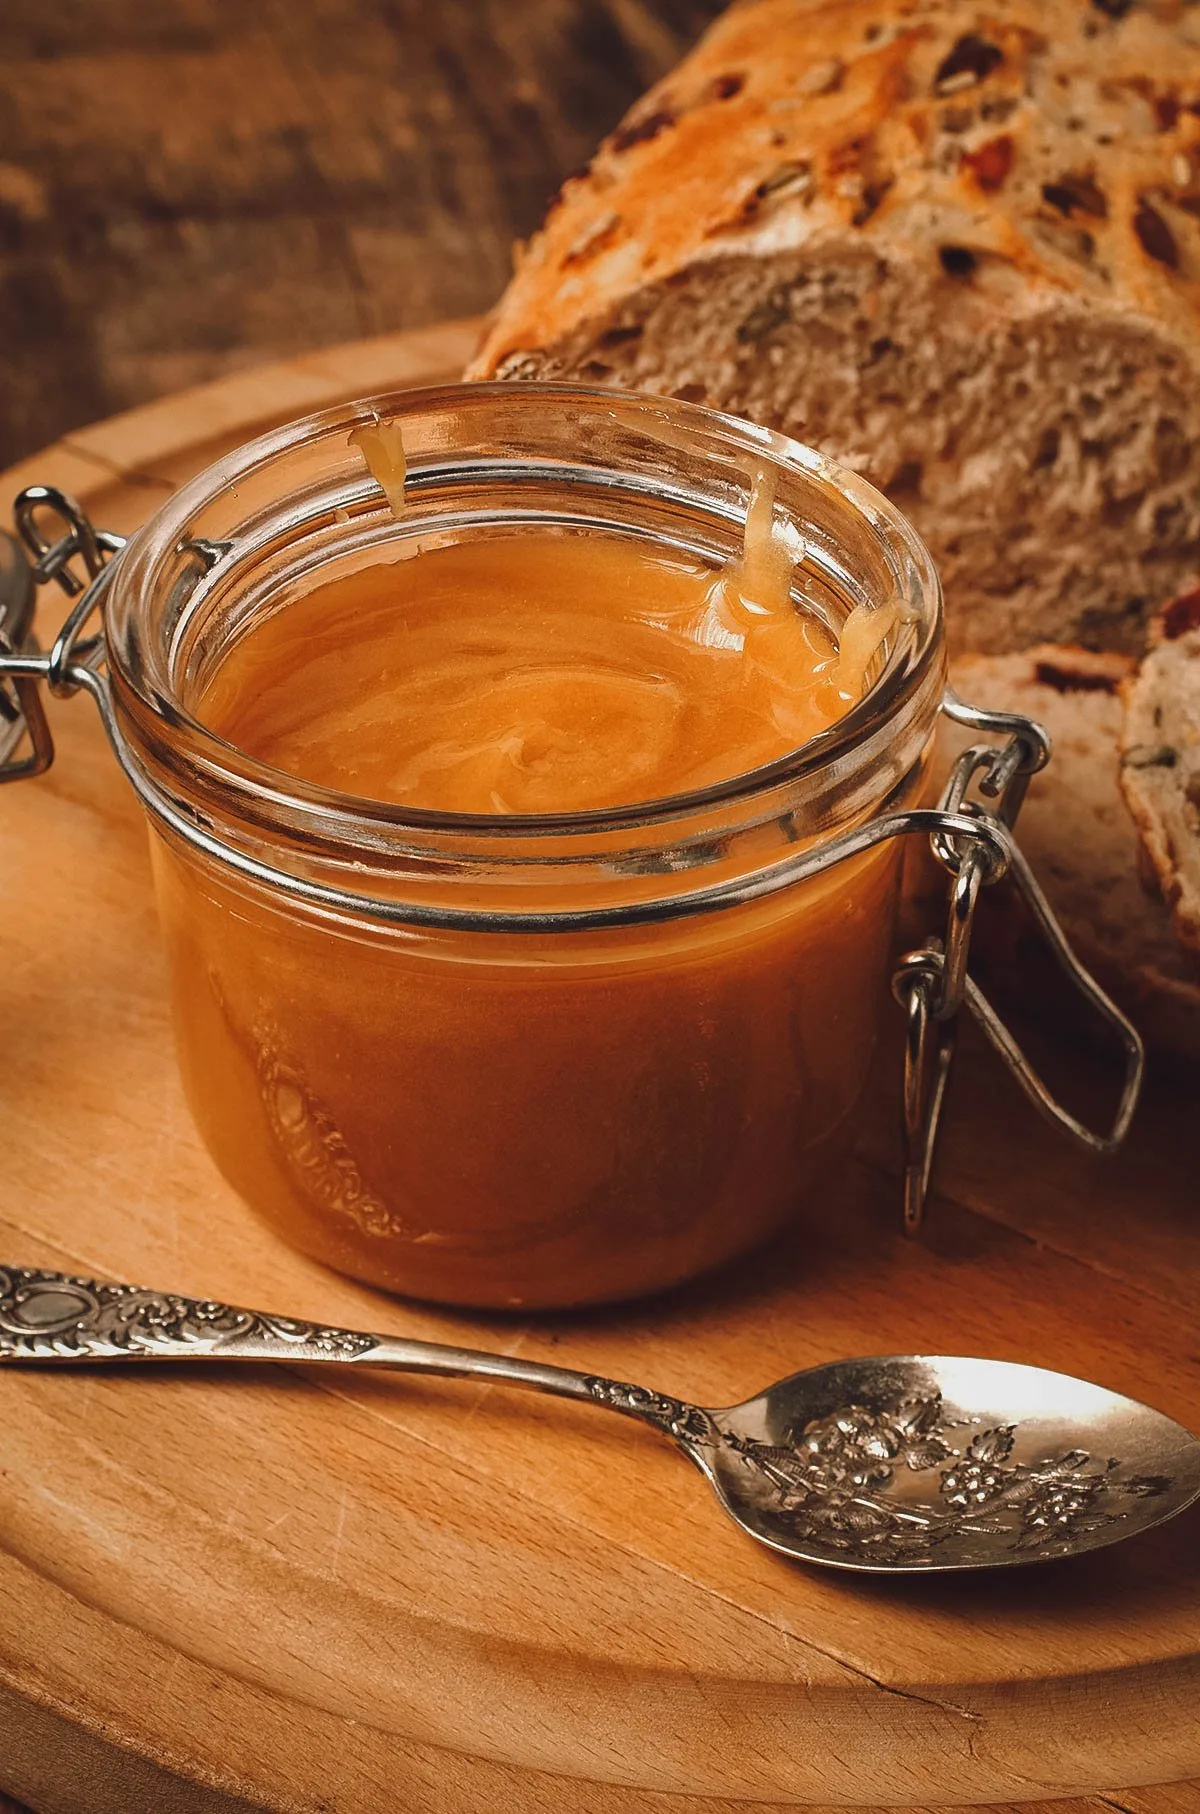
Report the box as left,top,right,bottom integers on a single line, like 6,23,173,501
700,1354,1200,1572
3,1265,1198,1573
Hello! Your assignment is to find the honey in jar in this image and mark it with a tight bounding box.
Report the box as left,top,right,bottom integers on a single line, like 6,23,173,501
201,498,888,817
109,386,944,1307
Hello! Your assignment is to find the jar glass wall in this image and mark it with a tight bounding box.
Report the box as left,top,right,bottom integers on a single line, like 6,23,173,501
103,385,945,1308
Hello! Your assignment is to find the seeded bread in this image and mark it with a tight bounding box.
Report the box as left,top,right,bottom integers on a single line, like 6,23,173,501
945,646,1200,1061
469,0,1200,655
1121,586,1200,956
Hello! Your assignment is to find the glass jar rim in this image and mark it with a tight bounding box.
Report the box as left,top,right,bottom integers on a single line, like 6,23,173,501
103,381,943,844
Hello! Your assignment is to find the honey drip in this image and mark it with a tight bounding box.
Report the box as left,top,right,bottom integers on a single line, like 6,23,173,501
349,413,408,517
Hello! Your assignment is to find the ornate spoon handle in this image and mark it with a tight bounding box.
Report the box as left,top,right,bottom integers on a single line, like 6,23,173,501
0,1265,713,1444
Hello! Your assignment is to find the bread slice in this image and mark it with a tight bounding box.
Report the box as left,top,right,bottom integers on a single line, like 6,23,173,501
944,646,1200,1062
469,0,1200,656
1121,587,1200,958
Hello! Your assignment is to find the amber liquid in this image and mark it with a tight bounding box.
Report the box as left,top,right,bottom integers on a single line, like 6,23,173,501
157,525,909,1307
201,532,874,814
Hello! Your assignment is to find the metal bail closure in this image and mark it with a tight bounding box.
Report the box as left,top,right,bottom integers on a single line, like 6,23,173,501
893,689,1145,1236
895,942,957,1237
0,487,126,783
0,526,51,781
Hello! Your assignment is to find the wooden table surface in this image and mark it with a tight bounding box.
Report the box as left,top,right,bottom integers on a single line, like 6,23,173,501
0,0,724,471
3,322,1200,1813
4,5,1200,1811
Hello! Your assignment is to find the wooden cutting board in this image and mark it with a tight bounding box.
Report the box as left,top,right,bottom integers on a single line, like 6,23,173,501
2,320,1199,1814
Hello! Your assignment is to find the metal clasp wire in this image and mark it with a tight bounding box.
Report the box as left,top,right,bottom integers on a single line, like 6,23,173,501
0,491,1144,1238
0,486,126,781
894,689,1144,1235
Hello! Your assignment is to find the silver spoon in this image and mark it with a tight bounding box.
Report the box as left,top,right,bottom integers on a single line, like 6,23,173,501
2,1263,1197,1573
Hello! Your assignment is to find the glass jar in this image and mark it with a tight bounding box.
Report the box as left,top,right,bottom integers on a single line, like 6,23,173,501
27,386,951,1308
97,384,948,1306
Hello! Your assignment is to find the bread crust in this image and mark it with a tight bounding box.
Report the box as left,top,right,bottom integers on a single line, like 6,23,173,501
473,0,1200,373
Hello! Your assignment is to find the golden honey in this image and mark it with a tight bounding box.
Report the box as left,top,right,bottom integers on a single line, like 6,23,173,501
107,386,941,1307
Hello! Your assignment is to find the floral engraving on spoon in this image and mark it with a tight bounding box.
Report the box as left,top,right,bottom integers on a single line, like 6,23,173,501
0,1267,377,1361
722,1392,1171,1561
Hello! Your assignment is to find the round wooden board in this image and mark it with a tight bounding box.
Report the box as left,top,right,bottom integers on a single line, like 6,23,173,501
2,322,1200,1814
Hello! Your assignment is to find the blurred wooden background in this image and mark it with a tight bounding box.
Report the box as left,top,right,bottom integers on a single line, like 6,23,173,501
0,0,724,470
0,4,720,1807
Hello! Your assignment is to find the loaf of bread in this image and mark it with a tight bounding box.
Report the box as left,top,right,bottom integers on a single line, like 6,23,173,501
946,646,1199,1062
1121,587,1200,957
469,0,1200,656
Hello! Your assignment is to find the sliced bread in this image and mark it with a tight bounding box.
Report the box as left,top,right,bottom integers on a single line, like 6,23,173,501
945,646,1200,1061
470,0,1200,655
1121,587,1200,958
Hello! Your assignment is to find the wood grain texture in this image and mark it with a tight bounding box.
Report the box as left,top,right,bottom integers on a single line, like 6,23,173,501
3,328,1200,1812
0,0,726,469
